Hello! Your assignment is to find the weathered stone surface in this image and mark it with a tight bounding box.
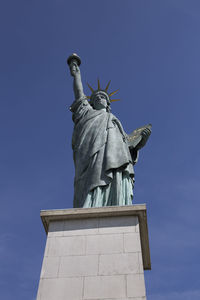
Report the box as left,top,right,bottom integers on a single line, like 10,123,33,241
99,253,140,275
84,299,145,300
38,277,83,300
127,274,146,298
124,232,141,252
46,235,85,257
138,251,145,273
40,256,60,278
59,255,98,277
86,233,123,254
83,275,126,299
40,205,151,270
83,299,145,300
48,220,64,237
63,218,99,236
37,205,150,300
83,298,145,300
98,216,137,234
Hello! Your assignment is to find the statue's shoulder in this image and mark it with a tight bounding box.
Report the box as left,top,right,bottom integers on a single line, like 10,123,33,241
70,96,91,112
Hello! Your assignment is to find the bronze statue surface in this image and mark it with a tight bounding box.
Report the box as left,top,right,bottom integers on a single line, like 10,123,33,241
67,53,151,208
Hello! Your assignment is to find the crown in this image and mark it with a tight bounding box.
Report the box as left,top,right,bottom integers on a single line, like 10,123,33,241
86,79,120,104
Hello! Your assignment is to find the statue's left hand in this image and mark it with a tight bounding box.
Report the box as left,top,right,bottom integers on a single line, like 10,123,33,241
135,127,151,150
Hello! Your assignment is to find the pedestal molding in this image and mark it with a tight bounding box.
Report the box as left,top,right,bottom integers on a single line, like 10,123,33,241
40,205,151,270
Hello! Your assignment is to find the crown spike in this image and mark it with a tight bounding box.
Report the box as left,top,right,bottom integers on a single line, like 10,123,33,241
87,83,94,93
105,80,111,92
109,89,119,97
110,99,121,103
97,78,101,90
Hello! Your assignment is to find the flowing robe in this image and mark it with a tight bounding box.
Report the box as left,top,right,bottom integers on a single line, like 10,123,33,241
70,96,137,208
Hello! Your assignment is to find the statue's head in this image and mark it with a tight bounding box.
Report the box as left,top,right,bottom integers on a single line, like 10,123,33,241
87,79,120,111
90,91,110,111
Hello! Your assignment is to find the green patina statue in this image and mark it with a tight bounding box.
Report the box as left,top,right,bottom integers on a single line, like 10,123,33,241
67,53,151,208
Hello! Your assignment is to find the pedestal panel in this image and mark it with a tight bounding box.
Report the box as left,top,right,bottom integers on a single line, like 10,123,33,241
37,205,150,300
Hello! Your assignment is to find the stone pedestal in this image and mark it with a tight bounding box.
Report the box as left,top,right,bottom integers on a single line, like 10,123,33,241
37,205,151,300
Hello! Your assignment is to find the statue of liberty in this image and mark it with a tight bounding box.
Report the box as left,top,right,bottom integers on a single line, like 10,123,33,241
67,54,151,208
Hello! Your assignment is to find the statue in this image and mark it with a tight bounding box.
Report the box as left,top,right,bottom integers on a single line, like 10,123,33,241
67,53,151,208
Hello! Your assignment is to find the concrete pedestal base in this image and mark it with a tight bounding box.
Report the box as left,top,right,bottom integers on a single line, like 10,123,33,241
37,205,151,300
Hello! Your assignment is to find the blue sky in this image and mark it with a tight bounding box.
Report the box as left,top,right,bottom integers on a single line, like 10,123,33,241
1,0,200,299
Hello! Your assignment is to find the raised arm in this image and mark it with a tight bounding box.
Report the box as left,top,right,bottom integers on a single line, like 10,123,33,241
68,56,84,100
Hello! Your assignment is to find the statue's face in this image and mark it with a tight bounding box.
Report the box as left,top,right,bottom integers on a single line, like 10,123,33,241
92,92,108,110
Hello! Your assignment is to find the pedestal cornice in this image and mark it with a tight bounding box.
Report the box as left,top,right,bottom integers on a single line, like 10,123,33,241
40,204,151,270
